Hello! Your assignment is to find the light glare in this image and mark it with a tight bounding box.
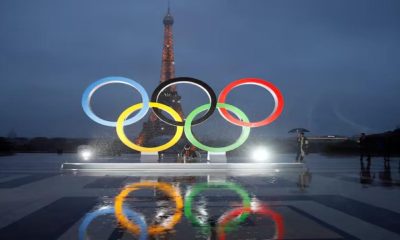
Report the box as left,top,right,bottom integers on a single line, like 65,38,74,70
251,147,271,162
80,149,93,161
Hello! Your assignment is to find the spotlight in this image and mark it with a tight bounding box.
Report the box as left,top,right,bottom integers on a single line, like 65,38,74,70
251,147,271,162
80,150,93,161
78,145,94,161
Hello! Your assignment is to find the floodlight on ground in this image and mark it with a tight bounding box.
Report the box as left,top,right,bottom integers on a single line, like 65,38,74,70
251,146,272,162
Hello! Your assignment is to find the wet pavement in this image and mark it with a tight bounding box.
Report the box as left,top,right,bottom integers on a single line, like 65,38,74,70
0,153,399,239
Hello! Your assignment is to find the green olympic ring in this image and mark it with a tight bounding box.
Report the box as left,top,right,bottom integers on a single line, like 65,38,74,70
184,181,251,234
184,103,251,152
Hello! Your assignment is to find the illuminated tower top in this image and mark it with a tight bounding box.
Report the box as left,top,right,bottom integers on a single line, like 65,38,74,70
163,5,174,25
160,3,176,91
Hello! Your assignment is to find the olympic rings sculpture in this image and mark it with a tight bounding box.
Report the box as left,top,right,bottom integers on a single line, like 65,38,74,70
82,76,284,152
116,102,184,152
151,77,217,126
78,206,148,240
82,76,150,127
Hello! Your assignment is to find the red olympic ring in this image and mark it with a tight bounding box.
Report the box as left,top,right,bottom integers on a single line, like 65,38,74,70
217,205,284,240
218,78,284,127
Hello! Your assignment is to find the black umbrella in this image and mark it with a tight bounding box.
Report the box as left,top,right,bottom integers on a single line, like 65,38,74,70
288,128,310,133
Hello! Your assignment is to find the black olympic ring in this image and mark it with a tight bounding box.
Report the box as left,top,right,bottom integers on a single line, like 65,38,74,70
151,77,217,126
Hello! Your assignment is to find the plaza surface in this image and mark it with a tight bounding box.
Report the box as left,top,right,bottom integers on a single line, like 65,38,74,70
0,153,399,239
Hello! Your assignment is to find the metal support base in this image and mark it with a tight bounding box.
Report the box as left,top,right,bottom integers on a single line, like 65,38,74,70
61,162,304,175
207,152,227,163
140,152,159,163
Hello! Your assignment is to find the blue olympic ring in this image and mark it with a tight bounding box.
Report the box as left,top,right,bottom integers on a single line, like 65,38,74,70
78,206,148,240
81,76,150,127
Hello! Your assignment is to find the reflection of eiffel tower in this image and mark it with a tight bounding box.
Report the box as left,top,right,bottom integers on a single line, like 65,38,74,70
135,5,184,146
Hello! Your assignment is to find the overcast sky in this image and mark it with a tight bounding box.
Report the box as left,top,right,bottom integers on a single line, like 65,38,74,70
1,0,399,139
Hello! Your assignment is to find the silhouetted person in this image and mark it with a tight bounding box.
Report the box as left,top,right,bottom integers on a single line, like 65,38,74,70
296,132,308,162
359,133,372,166
383,135,392,164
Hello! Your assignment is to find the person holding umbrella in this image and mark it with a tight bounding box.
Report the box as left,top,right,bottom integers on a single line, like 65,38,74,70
289,128,310,162
296,132,309,162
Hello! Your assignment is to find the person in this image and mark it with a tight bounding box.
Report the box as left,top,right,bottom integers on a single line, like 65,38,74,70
296,132,308,162
181,143,197,163
383,135,391,165
358,133,371,168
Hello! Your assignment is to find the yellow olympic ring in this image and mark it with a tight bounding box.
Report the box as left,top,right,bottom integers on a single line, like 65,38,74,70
116,102,183,152
114,181,183,235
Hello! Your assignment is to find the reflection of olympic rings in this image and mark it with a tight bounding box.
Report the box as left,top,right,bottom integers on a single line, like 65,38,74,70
151,77,217,126
184,103,250,152
218,78,284,128
78,206,148,240
116,102,183,152
114,181,183,235
82,76,284,152
184,182,251,234
217,205,284,240
81,76,149,127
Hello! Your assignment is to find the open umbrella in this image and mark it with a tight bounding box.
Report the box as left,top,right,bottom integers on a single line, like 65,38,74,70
288,128,310,133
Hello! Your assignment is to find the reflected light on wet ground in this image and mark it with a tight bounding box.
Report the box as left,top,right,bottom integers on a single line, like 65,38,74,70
0,153,399,239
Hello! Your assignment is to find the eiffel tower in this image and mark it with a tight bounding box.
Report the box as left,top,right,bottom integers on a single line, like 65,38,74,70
135,5,184,147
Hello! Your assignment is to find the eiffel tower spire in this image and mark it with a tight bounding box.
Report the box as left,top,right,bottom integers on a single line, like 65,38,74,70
135,3,184,147
161,0,175,90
